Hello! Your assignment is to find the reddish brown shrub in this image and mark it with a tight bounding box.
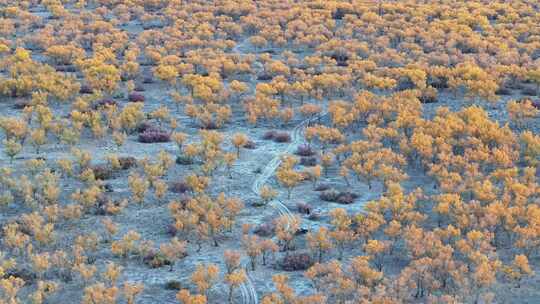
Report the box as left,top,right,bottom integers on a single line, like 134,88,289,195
244,140,257,149
263,130,277,140
319,189,340,202
257,74,273,81
296,202,312,215
118,156,137,170
91,164,115,180
295,145,315,157
280,253,314,271
254,223,274,237
273,132,291,143
136,121,157,134
336,192,358,204
167,224,178,237
170,181,191,193
320,189,358,204
128,93,145,102
138,130,171,143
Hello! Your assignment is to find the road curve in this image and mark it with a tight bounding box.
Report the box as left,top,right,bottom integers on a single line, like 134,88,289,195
251,111,329,223
240,111,328,304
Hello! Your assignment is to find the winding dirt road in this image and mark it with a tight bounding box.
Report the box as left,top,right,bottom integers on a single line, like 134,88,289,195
239,111,328,304
251,112,329,223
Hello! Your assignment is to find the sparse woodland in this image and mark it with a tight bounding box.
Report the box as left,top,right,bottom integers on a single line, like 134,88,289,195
0,0,539,303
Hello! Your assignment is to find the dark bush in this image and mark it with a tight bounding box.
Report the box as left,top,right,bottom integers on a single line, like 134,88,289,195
532,101,540,110
136,121,157,134
396,79,416,91
200,120,218,130
257,74,272,81
164,280,182,290
295,228,308,236
244,140,257,149
91,164,115,180
332,8,346,20
79,85,93,94
4,268,36,285
134,85,146,92
320,189,358,204
273,132,291,143
166,224,178,237
118,156,137,170
300,157,317,167
280,253,314,271
319,189,340,202
263,130,277,140
336,192,358,204
94,195,109,216
138,130,171,143
428,77,449,89
295,145,315,157
176,155,194,165
251,200,266,207
254,223,274,237
296,202,312,215
143,77,154,84
128,93,145,102
419,92,438,104
95,204,109,216
102,184,114,193
330,50,349,66
170,181,191,193
142,22,165,30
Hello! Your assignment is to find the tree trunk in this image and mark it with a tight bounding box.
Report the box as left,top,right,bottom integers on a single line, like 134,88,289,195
251,257,256,271
228,286,234,304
